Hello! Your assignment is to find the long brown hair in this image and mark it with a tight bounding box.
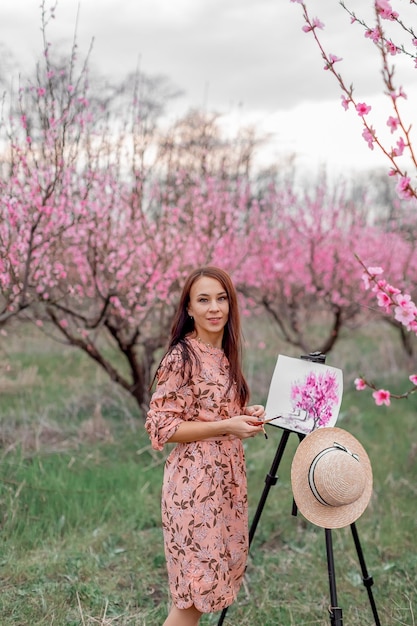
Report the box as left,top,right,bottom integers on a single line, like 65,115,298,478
158,266,249,407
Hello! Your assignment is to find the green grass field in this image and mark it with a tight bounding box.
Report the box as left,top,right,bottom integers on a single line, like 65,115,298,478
0,322,416,625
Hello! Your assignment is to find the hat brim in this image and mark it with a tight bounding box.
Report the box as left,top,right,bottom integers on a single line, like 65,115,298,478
291,427,373,529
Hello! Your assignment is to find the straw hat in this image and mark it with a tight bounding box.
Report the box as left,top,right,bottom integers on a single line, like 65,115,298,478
291,427,373,529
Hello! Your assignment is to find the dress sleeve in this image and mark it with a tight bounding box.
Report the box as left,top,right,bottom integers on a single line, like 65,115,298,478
145,349,194,451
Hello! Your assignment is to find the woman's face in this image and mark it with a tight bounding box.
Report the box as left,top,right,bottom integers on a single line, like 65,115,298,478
187,276,229,342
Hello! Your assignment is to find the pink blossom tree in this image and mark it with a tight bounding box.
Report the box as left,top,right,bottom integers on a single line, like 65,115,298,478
0,3,256,409
236,175,416,355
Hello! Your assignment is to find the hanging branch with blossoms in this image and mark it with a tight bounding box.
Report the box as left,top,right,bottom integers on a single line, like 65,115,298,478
290,0,417,201
354,260,417,405
290,0,417,405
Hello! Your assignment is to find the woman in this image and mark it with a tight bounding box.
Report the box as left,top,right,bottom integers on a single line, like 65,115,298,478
146,266,266,626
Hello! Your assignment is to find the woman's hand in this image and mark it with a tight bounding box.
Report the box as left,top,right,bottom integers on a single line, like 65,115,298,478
226,414,266,440
245,404,266,420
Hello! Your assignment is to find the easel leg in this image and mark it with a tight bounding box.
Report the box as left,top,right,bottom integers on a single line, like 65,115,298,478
350,523,381,626
325,528,343,626
217,429,292,626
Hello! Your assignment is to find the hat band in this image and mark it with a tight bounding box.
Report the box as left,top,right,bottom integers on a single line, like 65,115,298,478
308,442,360,506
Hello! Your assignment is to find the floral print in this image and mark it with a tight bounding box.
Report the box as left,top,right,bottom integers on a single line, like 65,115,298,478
146,337,248,613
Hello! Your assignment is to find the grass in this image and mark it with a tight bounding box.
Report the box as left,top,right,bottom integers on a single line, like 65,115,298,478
0,321,416,625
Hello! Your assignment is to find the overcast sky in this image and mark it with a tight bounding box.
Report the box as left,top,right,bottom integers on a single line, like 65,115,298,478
1,0,416,176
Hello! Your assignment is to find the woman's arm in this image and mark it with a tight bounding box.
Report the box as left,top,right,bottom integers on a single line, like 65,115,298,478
167,414,265,444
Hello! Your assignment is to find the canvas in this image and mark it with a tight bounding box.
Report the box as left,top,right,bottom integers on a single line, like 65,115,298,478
265,355,343,435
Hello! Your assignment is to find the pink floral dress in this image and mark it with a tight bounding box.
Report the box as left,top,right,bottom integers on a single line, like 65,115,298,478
145,337,248,613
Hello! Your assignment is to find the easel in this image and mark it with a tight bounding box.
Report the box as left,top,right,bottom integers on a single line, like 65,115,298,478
217,353,381,626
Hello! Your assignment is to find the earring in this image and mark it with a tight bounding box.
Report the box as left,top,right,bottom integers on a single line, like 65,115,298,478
189,315,193,320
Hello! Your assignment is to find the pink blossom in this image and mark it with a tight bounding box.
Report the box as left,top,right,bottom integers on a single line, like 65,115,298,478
354,378,367,391
365,27,381,43
372,279,387,296
362,127,375,150
38,88,46,97
392,137,405,157
302,18,324,32
356,102,372,116
324,53,342,70
329,53,341,64
387,116,399,133
341,95,350,111
394,293,412,308
368,266,384,276
394,303,416,326
385,283,401,297
391,87,407,101
376,290,391,312
409,375,417,385
376,0,398,20
361,267,383,290
372,389,391,406
386,40,398,55
395,175,413,200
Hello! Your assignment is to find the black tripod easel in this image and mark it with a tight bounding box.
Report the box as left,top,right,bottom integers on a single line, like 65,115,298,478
217,352,381,626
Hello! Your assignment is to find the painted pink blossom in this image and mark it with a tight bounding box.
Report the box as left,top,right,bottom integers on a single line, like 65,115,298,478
291,370,340,430
372,389,391,406
354,378,367,391
409,375,417,386
356,102,372,116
